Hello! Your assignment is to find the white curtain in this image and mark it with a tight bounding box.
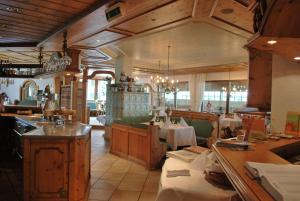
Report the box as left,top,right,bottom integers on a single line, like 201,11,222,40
189,74,205,111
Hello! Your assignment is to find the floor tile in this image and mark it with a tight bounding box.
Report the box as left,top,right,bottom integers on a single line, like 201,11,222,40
138,192,157,201
142,181,159,193
93,179,120,191
101,172,126,182
89,188,114,201
109,190,141,201
118,180,145,191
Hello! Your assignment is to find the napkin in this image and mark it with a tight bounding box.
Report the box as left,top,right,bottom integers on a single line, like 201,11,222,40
179,117,188,127
164,116,171,127
151,113,157,122
167,169,191,177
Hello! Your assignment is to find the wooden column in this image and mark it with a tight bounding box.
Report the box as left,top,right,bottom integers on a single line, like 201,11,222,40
247,47,272,111
65,49,81,73
82,68,88,123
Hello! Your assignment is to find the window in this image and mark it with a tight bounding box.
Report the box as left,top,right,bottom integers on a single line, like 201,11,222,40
97,80,107,101
164,81,190,109
87,80,95,101
203,80,248,113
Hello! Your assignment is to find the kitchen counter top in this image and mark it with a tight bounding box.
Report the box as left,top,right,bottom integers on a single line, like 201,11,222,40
0,113,92,139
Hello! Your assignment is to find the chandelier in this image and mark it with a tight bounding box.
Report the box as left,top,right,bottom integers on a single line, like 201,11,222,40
42,31,72,73
150,45,178,94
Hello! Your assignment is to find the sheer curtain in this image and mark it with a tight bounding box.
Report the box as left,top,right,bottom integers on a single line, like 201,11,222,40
189,74,205,111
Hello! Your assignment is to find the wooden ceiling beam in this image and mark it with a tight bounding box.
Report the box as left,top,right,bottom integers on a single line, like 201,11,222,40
0,64,42,68
0,42,38,47
133,62,248,75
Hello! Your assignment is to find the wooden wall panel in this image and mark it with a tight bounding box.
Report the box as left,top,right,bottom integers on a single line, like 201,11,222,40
110,124,166,169
111,126,129,158
128,129,150,166
247,48,272,111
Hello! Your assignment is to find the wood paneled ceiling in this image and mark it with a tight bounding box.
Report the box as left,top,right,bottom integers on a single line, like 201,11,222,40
0,0,103,44
0,0,256,72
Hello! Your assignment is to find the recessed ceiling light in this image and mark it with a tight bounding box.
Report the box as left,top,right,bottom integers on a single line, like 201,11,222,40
267,40,277,45
66,73,71,76
220,8,234,14
294,56,300,61
97,40,100,42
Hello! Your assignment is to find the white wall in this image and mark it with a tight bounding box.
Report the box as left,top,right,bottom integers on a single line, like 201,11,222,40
0,78,54,102
271,55,300,132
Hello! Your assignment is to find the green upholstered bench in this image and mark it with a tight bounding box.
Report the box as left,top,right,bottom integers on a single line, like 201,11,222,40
18,99,37,106
170,110,218,147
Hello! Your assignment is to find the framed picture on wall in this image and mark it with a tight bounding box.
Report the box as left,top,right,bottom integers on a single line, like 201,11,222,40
285,112,300,135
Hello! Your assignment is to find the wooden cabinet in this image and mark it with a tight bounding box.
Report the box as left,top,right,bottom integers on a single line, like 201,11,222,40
23,133,91,201
247,48,272,111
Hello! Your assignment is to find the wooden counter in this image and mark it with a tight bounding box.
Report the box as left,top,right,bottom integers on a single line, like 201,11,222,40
0,115,92,201
213,139,300,201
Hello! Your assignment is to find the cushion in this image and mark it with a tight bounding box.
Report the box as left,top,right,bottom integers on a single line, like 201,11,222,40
18,100,37,106
190,119,214,139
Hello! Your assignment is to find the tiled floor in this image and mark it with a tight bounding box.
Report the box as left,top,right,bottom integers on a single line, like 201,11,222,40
89,129,160,201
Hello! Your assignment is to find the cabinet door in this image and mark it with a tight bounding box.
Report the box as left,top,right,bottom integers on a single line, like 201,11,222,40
29,141,69,201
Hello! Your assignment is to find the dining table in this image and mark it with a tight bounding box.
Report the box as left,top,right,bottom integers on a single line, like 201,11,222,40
159,124,197,150
219,117,242,131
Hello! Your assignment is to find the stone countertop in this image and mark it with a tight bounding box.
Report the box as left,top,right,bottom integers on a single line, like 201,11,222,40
0,113,92,139
23,121,92,139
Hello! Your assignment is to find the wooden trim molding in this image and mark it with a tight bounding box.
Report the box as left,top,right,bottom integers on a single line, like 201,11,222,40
86,70,115,79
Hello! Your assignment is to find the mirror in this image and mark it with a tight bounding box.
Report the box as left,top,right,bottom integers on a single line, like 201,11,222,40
20,80,38,101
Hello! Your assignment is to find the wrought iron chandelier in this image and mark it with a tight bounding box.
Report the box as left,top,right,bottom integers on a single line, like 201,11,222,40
150,45,178,94
42,31,72,73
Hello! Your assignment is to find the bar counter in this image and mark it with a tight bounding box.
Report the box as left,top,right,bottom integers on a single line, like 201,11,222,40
213,138,300,201
0,113,92,201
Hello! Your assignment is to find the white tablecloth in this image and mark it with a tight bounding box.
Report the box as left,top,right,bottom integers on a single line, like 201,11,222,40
96,115,106,125
219,118,242,130
160,125,197,150
156,157,236,201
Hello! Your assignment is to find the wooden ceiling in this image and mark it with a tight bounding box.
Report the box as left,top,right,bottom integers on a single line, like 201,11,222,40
0,0,256,73
0,0,104,44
